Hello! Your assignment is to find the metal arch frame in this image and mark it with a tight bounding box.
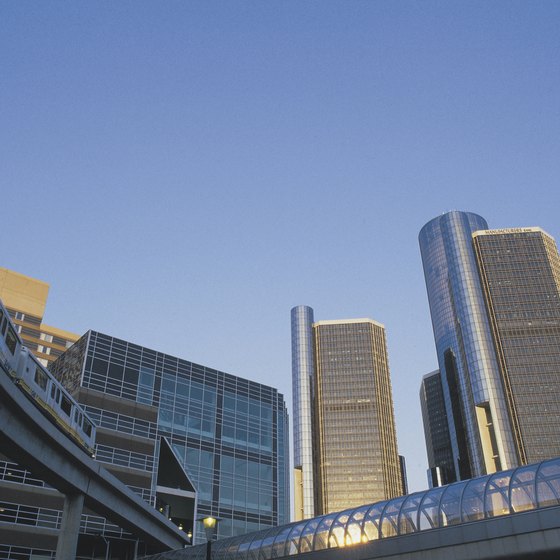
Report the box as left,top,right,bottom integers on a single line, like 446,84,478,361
483,470,512,519
396,491,423,535
535,459,560,507
296,517,320,554
310,512,337,551
255,525,284,560
344,504,370,545
375,498,395,539
438,479,468,527
239,528,273,560
360,499,388,541
269,522,297,559
507,464,521,515
460,474,489,523
221,534,251,560
325,508,355,549
379,496,407,538
535,460,545,508
283,518,308,556
250,529,278,559
457,478,471,524
416,484,446,531
508,463,537,513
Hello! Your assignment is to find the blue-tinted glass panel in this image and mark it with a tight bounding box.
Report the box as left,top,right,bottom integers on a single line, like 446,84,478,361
137,366,154,404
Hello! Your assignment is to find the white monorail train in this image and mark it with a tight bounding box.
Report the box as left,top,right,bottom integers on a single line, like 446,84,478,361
0,300,96,455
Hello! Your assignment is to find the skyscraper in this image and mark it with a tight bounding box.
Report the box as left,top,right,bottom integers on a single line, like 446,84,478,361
419,370,454,487
419,212,560,483
473,227,560,465
291,306,403,520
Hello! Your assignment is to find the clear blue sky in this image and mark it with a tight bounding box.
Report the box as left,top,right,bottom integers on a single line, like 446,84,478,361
2,1,559,496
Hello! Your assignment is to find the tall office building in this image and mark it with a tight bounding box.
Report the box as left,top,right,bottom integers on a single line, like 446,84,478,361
419,370,454,487
291,306,403,520
473,228,560,464
419,212,560,483
419,211,518,482
0,267,79,366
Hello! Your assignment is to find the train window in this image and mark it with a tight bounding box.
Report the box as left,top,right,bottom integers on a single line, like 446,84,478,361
83,418,93,438
34,368,48,391
5,327,18,355
60,394,72,417
51,385,56,399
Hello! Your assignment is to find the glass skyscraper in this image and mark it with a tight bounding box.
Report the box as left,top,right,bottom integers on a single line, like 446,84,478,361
419,370,454,487
419,211,518,481
291,306,404,519
419,211,560,483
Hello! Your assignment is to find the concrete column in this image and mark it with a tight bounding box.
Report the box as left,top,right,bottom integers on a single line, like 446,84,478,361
56,492,85,560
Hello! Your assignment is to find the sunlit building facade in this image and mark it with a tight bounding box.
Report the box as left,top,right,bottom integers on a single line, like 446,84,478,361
0,267,79,366
291,306,404,519
473,227,560,465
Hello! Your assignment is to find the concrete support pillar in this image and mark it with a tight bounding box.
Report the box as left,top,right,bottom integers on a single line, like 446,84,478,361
56,492,85,560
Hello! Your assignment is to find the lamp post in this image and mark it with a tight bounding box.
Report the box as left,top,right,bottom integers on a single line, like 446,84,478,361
199,516,219,560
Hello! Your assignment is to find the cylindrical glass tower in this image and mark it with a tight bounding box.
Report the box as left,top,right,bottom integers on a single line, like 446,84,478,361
419,211,518,480
291,305,316,519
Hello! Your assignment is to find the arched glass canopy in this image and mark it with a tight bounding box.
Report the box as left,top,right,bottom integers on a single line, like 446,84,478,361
146,457,560,560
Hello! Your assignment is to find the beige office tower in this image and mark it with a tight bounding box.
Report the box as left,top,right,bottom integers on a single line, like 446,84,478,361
473,228,560,465
291,307,404,519
0,267,79,366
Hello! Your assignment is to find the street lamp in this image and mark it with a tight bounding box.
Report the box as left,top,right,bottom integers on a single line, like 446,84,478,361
199,516,220,560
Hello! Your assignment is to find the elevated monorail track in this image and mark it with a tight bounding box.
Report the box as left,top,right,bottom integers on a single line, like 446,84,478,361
0,361,189,555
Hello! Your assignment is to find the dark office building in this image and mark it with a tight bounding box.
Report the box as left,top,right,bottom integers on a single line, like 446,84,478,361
419,370,455,486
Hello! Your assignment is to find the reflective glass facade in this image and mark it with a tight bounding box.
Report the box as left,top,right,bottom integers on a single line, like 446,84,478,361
291,307,403,519
419,211,518,481
144,456,560,560
473,228,560,465
51,331,290,544
290,306,316,520
419,370,454,486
